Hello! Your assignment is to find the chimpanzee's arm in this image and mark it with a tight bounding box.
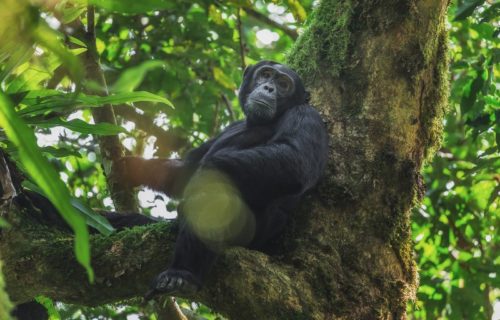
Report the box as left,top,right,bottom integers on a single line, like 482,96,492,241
203,106,328,200
117,138,217,197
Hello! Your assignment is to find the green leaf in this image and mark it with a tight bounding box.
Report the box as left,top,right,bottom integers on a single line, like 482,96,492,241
55,1,86,24
40,146,82,158
32,24,84,85
70,198,114,235
213,67,236,90
19,91,174,116
110,60,164,93
0,45,34,83
0,93,94,282
27,118,126,135
86,0,175,13
460,71,485,114
285,0,307,22
23,180,115,236
35,296,60,319
479,2,500,23
0,217,11,228
454,0,485,21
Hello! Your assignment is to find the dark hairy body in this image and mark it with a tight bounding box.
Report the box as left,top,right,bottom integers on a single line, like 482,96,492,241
113,61,329,297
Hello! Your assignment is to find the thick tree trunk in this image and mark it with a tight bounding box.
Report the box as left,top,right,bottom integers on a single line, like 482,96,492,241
0,1,449,319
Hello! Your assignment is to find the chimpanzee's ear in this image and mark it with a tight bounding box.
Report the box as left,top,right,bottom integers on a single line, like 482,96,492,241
304,91,311,103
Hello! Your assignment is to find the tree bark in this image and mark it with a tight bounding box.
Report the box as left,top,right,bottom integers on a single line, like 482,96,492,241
83,6,139,211
0,0,449,319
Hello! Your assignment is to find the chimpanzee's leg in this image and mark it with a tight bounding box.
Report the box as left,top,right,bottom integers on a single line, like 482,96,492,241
250,196,299,249
146,222,217,298
103,212,159,230
11,301,48,320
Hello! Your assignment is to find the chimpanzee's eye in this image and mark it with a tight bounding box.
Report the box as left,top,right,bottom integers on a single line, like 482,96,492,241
277,76,292,92
261,69,273,79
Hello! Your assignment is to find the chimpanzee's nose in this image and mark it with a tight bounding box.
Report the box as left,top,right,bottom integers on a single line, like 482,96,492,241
264,84,274,93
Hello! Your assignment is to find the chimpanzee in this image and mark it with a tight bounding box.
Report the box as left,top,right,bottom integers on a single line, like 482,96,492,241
112,60,329,298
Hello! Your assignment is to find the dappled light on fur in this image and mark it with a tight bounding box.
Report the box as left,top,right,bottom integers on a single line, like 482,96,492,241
183,170,255,251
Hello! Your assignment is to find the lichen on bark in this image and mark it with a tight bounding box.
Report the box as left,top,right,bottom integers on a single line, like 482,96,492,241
287,0,353,83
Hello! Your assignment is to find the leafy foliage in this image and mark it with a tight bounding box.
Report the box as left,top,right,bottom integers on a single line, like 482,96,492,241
0,0,496,319
410,1,499,319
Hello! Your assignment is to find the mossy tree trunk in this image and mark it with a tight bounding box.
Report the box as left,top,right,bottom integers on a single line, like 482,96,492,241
0,1,449,319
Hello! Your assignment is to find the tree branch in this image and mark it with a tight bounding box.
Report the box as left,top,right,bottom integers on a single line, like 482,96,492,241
236,8,246,70
82,6,138,211
220,94,236,122
243,7,298,40
1,205,314,320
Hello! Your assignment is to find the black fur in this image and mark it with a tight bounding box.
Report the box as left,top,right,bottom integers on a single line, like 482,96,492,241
115,61,329,298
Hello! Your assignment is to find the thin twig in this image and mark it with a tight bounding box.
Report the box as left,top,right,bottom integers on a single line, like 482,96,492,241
243,7,298,40
83,6,138,211
236,8,246,70
221,94,236,121
211,102,221,137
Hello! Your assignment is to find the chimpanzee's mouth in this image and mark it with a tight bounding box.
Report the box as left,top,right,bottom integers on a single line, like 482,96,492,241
249,98,273,109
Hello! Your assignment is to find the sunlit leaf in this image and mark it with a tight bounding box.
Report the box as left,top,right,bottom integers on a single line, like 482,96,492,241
18,90,174,116
27,118,126,135
286,0,307,22
0,93,94,281
110,60,164,93
41,146,82,158
86,0,175,13
213,67,236,90
454,0,485,21
32,24,84,85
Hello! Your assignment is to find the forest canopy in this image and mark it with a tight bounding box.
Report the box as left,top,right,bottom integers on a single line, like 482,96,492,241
0,0,498,319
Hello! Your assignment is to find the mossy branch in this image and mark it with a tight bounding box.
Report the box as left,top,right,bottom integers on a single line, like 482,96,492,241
0,207,311,320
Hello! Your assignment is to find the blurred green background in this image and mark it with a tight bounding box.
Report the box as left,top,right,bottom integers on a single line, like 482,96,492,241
0,0,497,319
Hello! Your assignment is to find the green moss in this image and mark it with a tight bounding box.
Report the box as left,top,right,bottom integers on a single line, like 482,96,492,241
0,261,13,320
286,0,353,83
421,30,450,161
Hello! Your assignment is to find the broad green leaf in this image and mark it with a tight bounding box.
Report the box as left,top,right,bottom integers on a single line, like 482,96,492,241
70,198,114,235
68,36,87,48
0,45,34,83
285,0,307,22
55,1,86,24
35,296,60,319
4,146,83,158
454,0,485,21
0,217,10,228
0,93,93,281
213,67,236,90
27,118,126,135
480,3,500,23
86,0,175,13
18,91,173,116
41,146,82,158
460,71,485,114
32,24,84,85
23,180,115,236
110,60,164,93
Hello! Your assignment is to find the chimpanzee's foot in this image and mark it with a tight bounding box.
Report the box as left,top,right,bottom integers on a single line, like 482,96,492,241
145,269,200,299
104,212,159,230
